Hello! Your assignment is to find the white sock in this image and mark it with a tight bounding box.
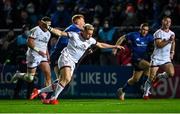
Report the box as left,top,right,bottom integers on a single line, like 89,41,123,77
39,80,59,93
144,78,151,96
18,73,26,76
39,84,54,93
16,72,26,78
21,73,34,82
157,72,168,79
51,83,64,100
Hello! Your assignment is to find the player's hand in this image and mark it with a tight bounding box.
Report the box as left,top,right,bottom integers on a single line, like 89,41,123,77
38,51,46,57
113,45,125,55
115,45,125,50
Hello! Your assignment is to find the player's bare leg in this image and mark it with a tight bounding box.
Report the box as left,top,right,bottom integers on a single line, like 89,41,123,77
143,67,158,99
153,63,174,87
41,67,72,105
11,68,36,83
40,62,51,86
54,65,60,79
118,60,150,100
30,79,59,100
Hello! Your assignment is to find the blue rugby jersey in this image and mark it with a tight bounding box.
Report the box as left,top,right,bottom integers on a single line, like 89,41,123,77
126,31,154,61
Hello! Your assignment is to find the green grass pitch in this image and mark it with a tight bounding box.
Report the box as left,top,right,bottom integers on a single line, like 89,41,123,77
0,99,180,113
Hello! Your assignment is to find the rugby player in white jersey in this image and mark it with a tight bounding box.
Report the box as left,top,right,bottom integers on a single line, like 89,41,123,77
143,16,175,99
30,23,124,104
11,17,52,88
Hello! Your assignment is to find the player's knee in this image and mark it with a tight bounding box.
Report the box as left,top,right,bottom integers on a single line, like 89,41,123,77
143,65,150,70
128,78,139,85
64,75,71,84
168,71,174,77
133,78,140,83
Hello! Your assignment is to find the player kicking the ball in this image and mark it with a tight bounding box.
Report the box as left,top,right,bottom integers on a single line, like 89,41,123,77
30,23,124,104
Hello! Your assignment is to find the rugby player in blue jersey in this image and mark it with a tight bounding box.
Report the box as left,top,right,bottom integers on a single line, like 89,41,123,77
50,14,85,78
113,23,154,100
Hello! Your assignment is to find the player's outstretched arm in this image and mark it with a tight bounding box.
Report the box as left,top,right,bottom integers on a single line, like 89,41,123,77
113,35,126,55
47,26,68,37
96,42,124,50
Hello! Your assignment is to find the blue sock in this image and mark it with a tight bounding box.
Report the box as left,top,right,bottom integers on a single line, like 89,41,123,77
122,82,130,92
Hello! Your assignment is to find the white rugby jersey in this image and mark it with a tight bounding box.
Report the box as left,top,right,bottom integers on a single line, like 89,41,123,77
151,29,175,61
61,32,96,63
27,26,51,55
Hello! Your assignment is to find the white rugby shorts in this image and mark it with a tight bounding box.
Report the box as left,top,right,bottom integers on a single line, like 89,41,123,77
151,57,171,67
26,52,48,68
58,53,75,76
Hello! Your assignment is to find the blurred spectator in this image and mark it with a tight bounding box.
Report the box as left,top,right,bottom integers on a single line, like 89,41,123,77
136,0,153,24
26,2,39,27
110,3,125,26
17,9,29,27
171,0,180,25
12,24,29,99
121,4,139,26
98,17,118,66
2,0,13,25
51,2,71,28
151,0,161,29
160,0,180,26
15,24,29,59
48,35,58,56
0,29,16,64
